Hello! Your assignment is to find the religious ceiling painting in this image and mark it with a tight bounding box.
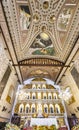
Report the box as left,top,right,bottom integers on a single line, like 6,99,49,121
20,65,61,82
28,69,50,78
30,33,55,56
19,5,31,31
57,8,73,31
30,69,48,75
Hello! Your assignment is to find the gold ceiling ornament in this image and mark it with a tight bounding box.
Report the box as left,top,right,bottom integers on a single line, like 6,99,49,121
49,15,56,23
41,26,46,32
43,1,49,10
33,14,39,23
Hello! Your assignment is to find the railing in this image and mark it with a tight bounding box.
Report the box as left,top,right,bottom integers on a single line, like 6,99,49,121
21,89,59,92
18,99,62,103
18,112,65,117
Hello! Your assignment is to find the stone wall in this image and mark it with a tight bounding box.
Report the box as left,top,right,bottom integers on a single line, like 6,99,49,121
59,54,79,118
0,34,18,121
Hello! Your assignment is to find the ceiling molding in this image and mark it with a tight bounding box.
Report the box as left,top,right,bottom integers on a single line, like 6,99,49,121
12,58,70,67
1,1,23,83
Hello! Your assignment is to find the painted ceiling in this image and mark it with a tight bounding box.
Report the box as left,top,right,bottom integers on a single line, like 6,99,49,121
1,0,79,83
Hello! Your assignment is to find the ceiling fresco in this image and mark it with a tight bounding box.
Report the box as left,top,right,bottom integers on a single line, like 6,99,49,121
57,5,77,46
20,66,61,81
19,5,31,31
28,33,55,56
30,69,49,75
2,0,78,59
28,69,50,78
57,8,72,31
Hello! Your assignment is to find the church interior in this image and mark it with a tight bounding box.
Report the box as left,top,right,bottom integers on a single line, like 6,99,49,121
0,0,79,130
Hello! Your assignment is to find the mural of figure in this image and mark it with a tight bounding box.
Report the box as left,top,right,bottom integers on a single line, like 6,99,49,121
20,6,31,30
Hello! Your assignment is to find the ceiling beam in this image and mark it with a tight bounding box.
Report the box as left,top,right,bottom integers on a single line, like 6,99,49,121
18,58,65,66
13,64,70,67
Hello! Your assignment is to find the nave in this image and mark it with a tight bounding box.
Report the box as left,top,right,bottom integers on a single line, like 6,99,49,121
0,0,79,130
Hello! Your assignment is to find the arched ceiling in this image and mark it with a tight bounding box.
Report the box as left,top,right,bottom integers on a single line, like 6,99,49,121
0,0,79,83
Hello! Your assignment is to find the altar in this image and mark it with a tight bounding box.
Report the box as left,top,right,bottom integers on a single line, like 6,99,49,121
30,118,58,128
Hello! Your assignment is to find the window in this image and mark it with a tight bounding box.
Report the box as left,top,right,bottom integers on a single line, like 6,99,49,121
50,107,54,113
25,104,30,113
49,96,52,99
44,104,48,113
0,65,11,96
19,104,24,113
42,84,46,89
71,67,79,88
20,107,23,113
53,93,57,99
32,93,36,99
33,96,36,99
31,104,36,113
32,84,36,89
55,104,60,113
27,96,30,99
44,107,47,113
43,93,47,99
26,107,29,113
32,107,36,113
37,84,41,89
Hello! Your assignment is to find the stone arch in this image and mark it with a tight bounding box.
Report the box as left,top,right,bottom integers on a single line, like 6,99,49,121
49,104,54,113
55,104,60,113
31,104,36,113
32,92,36,99
44,104,48,113
19,103,24,113
25,104,30,113
43,92,47,99
48,92,52,99
53,92,58,99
